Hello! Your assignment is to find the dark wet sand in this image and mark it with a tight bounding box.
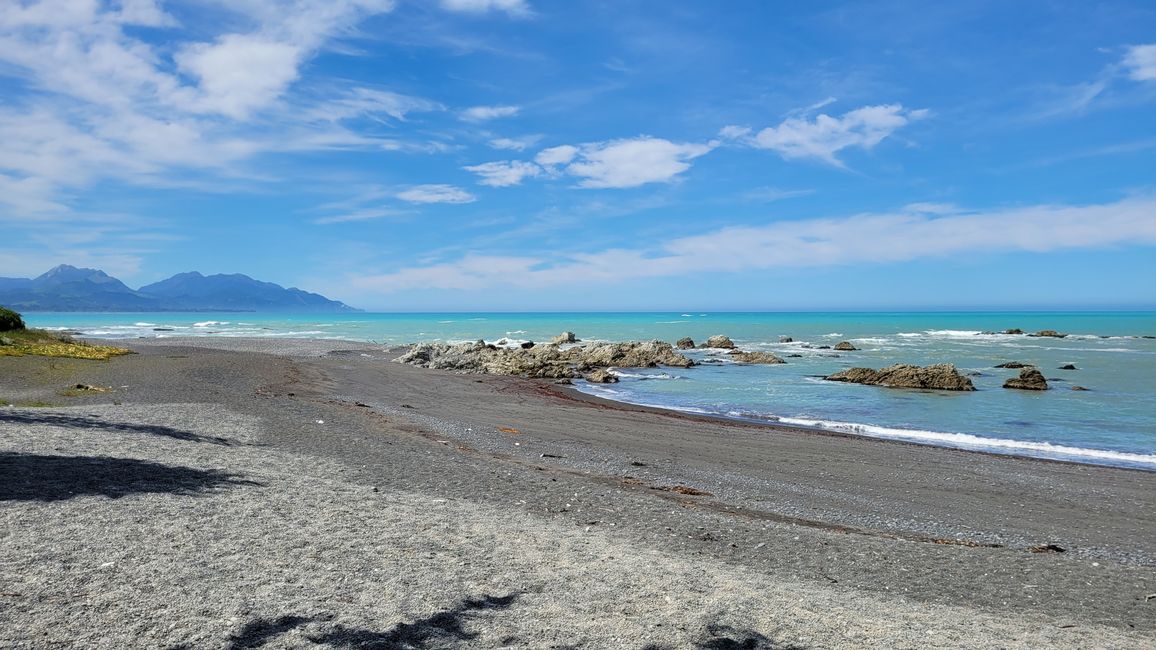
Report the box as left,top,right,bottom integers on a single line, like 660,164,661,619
3,338,1154,647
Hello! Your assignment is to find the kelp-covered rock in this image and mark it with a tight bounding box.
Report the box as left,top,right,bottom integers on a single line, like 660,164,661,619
700,335,736,349
394,339,694,379
675,337,696,350
727,351,786,364
825,364,976,391
1003,368,1048,391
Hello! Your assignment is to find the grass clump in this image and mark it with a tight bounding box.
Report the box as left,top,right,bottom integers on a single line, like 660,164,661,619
0,306,25,331
0,329,132,360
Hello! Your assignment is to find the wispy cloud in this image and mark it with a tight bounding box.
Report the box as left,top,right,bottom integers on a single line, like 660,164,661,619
465,136,715,189
460,104,521,121
1123,43,1156,82
488,135,542,151
440,0,531,17
723,104,928,167
350,196,1156,291
396,184,477,204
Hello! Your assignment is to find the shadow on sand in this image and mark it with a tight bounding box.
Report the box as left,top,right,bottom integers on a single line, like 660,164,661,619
0,452,260,502
644,623,808,650
0,411,235,445
225,593,520,649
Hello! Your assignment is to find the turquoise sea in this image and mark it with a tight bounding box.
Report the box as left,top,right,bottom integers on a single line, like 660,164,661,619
23,311,1156,470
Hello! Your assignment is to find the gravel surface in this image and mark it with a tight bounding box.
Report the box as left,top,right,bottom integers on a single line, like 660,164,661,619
2,338,1154,648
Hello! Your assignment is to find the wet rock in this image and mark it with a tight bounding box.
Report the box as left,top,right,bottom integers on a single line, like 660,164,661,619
700,335,736,349
675,337,696,350
1071,385,1090,391
1004,328,1024,335
995,362,1033,369
153,327,175,332
825,364,976,391
816,345,831,350
394,339,694,379
520,341,535,349
584,369,618,383
551,331,578,345
1028,330,1067,338
1003,368,1048,390
779,336,794,343
786,354,803,358
833,341,858,351
1058,364,1078,370
727,351,786,364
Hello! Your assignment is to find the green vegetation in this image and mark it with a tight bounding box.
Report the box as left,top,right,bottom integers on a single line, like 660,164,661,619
0,311,131,360
0,306,25,331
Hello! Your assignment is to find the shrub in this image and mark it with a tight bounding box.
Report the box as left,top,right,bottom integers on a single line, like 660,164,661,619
0,306,25,331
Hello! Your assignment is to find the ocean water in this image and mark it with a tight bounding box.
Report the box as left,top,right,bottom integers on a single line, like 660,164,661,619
23,311,1156,470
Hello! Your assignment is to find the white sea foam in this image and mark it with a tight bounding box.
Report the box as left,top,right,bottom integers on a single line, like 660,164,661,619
924,329,982,337
851,337,889,344
193,321,227,327
610,370,682,380
133,322,156,327
774,416,1156,468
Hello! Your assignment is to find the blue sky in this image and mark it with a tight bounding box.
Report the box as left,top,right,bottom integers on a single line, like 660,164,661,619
1,0,1155,310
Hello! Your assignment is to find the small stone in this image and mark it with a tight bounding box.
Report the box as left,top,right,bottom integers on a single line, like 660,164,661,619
833,341,857,351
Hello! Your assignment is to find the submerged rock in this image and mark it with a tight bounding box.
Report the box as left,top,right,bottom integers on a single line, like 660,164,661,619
551,331,579,344
1028,330,1067,338
1071,385,1090,391
1058,363,1078,370
1004,328,1024,335
825,364,976,391
727,351,786,364
833,341,858,351
675,337,696,350
584,369,618,383
995,362,1033,369
394,339,694,379
779,336,794,343
1003,368,1048,391
700,335,736,349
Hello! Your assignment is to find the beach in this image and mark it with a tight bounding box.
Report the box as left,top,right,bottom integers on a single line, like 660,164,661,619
2,337,1154,648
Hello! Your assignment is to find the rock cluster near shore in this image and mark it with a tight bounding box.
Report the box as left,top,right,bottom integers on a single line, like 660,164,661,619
395,339,694,379
727,350,786,364
825,364,976,391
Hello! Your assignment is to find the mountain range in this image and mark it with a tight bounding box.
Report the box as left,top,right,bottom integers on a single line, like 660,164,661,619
0,266,358,312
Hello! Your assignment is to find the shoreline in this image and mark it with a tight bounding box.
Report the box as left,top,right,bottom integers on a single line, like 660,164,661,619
124,335,1156,472
3,336,1155,645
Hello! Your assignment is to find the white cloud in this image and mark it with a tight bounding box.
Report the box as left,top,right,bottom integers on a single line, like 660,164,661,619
488,135,541,151
1123,44,1156,81
460,105,521,121
534,144,578,166
565,137,714,188
396,184,476,204
440,0,530,17
351,196,1156,291
309,88,442,122
314,208,407,224
463,161,542,187
734,104,927,167
176,35,303,119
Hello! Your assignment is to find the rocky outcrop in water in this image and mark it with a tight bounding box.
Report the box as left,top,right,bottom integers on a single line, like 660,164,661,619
825,364,976,391
1058,364,1077,370
675,337,695,350
833,341,857,351
1003,368,1048,390
1004,328,1024,335
584,369,618,383
1028,330,1067,338
552,331,579,344
727,351,786,364
779,336,793,343
995,362,1033,369
394,340,694,379
700,335,736,349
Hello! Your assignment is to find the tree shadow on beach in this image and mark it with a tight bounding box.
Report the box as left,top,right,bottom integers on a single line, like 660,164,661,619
224,593,521,649
0,452,260,502
643,623,808,650
0,411,234,445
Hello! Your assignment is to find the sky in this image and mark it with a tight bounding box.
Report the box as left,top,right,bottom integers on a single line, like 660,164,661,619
1,0,1155,311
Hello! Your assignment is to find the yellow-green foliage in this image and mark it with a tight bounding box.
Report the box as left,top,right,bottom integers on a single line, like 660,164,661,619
0,329,131,360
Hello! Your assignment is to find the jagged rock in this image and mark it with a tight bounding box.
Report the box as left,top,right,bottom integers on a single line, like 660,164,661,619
520,341,535,349
1004,328,1024,335
1003,368,1048,390
675,337,695,350
727,351,786,364
1071,385,1090,391
700,335,736,349
825,364,976,391
584,369,618,383
995,362,1033,369
551,331,579,345
833,341,857,351
779,336,793,343
1058,364,1077,370
394,339,694,379
1028,330,1067,338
